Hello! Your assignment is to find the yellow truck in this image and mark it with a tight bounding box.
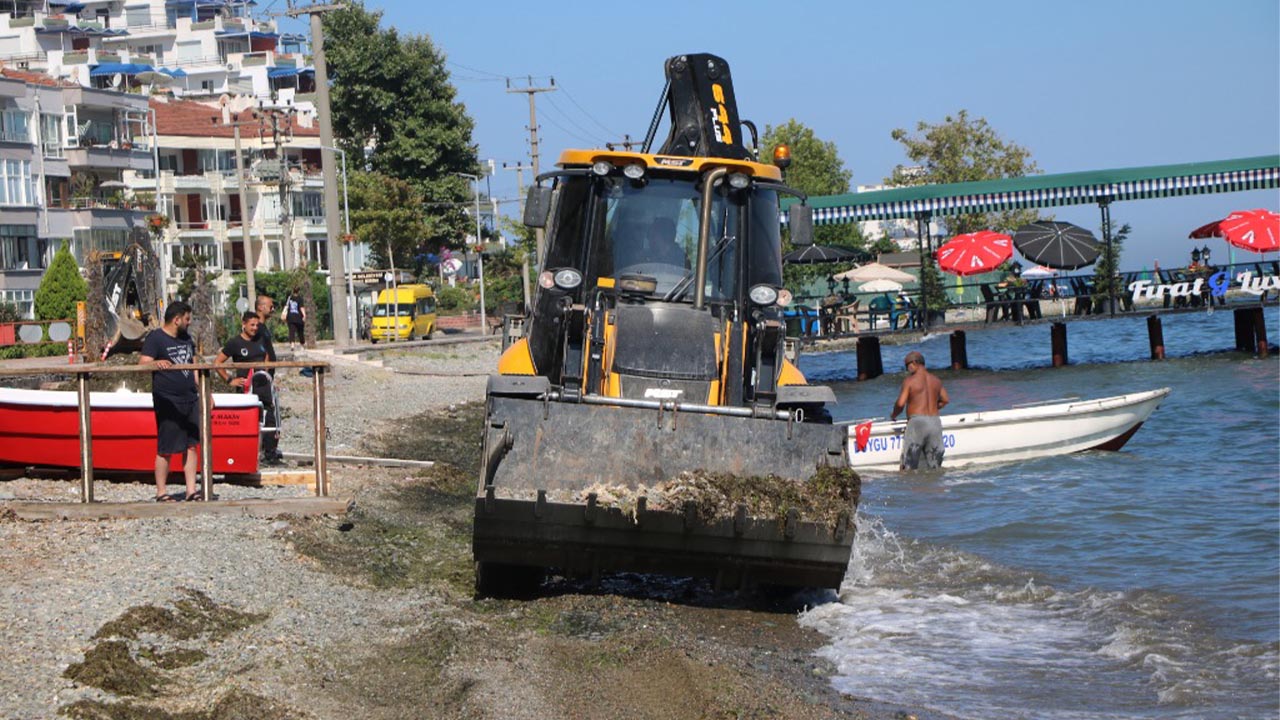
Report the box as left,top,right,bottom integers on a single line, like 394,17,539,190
369,284,436,342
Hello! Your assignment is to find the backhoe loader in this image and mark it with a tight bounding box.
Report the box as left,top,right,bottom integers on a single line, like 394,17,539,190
473,54,857,596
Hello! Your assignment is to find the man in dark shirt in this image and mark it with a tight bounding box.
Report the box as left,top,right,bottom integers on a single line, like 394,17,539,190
215,311,281,464
139,301,200,501
254,294,277,360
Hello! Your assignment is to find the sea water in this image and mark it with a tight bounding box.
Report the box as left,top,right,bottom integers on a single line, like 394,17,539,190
797,308,1280,719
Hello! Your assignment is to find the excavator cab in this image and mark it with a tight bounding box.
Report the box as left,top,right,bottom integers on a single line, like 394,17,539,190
472,54,856,597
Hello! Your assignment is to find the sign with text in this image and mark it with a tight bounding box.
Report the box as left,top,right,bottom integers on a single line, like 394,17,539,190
1128,270,1279,303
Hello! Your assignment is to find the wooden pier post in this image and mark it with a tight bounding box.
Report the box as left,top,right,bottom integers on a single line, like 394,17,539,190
1051,322,1068,367
856,336,883,381
950,330,968,370
197,369,214,501
1251,307,1270,359
312,366,328,496
1233,308,1254,352
1146,315,1165,360
76,372,94,503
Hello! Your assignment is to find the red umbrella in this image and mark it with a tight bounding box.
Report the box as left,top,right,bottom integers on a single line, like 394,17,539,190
935,230,1013,276
1188,209,1280,253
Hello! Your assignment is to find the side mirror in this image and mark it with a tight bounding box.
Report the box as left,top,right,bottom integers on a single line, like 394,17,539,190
523,186,553,229
789,204,814,246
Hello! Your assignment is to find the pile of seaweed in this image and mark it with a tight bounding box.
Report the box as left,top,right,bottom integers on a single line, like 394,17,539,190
572,466,859,528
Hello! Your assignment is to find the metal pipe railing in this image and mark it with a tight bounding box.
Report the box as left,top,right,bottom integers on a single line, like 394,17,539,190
0,360,330,503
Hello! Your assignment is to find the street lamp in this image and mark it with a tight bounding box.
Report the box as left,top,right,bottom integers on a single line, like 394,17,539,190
1200,245,1212,265
456,172,486,334
826,275,837,295
318,145,355,341
1191,247,1202,265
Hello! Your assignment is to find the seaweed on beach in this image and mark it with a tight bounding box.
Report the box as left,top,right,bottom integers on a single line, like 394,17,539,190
572,465,859,528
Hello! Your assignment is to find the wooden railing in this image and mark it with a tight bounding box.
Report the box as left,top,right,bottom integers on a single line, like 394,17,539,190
0,360,331,502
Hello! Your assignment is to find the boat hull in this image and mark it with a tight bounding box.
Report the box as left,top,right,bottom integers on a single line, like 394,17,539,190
0,388,261,475
846,388,1170,471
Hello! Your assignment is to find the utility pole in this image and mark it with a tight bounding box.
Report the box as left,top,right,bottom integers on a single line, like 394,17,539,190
287,0,350,346
506,77,555,267
605,134,637,151
218,111,258,305
502,161,530,309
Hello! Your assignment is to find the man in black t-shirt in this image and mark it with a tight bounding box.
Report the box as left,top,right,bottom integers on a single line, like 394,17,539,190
215,311,281,464
140,301,201,501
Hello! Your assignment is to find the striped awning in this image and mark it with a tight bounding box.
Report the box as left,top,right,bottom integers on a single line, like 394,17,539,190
783,155,1280,225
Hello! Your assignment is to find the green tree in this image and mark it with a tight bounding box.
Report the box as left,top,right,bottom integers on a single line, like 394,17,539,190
887,109,1042,236
348,170,429,270
323,3,478,251
34,241,87,321
1092,222,1130,312
761,119,862,250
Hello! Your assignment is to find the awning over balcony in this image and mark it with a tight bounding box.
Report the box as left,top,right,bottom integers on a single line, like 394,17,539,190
89,63,155,77
158,68,188,78
50,1,87,12
36,25,130,36
267,66,313,79
215,30,278,40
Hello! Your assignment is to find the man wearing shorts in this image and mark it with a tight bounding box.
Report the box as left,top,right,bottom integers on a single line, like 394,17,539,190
890,351,950,470
140,301,201,501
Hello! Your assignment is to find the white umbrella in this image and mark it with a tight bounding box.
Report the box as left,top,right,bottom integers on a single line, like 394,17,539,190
858,278,903,293
834,262,916,283
1021,265,1057,279
134,71,174,86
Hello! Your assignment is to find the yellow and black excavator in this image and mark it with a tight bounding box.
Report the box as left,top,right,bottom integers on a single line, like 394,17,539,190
100,236,161,355
473,54,856,596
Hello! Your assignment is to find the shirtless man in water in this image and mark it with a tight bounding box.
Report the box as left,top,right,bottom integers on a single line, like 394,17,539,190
891,351,950,470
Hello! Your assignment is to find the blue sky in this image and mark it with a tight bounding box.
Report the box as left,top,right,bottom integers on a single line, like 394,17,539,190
297,0,1279,268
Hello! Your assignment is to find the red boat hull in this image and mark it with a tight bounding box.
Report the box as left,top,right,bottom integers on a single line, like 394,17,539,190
0,389,260,475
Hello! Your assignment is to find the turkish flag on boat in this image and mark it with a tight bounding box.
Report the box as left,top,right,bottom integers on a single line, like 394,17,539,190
853,421,873,452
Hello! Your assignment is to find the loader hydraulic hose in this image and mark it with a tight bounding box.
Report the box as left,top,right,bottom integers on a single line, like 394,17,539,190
694,167,728,310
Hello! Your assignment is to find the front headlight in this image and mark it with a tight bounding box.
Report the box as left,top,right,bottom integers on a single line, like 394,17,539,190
748,284,779,306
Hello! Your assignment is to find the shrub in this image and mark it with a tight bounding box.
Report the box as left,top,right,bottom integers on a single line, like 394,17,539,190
434,285,475,314
34,241,87,321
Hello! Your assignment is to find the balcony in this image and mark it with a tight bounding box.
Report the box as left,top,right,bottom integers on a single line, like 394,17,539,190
64,144,153,172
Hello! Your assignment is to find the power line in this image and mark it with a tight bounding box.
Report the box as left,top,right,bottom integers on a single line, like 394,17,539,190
556,82,620,138
542,94,610,146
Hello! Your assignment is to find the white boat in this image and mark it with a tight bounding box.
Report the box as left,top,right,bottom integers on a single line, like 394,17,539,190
844,388,1170,471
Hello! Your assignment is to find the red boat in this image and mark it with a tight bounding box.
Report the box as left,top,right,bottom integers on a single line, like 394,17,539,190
0,388,261,475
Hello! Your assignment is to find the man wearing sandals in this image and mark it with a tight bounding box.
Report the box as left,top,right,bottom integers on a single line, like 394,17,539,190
140,301,201,501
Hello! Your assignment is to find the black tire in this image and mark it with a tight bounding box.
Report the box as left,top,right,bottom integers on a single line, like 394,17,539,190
474,561,544,599
426,324,434,340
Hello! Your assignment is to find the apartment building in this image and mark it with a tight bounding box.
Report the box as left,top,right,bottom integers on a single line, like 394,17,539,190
0,1,357,315
0,65,151,317
135,95,364,298
0,0,315,107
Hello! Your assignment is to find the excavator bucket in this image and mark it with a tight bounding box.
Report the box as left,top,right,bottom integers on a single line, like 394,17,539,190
474,379,855,593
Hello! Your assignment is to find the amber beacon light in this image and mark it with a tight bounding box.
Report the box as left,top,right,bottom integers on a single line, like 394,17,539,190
772,144,792,170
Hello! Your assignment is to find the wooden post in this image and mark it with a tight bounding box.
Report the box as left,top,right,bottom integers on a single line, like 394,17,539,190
949,330,968,370
77,372,94,503
1234,308,1254,352
1252,307,1270,358
1051,322,1068,367
313,366,328,496
856,336,883,381
197,369,214,501
1146,315,1165,360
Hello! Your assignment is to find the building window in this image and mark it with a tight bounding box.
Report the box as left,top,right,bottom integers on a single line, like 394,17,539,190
0,289,35,319
0,160,36,206
0,225,37,270
1,108,31,144
40,113,63,157
73,228,129,258
291,191,322,219
45,177,68,209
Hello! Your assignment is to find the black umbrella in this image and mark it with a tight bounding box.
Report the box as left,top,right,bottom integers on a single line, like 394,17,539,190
1012,221,1101,270
782,244,866,264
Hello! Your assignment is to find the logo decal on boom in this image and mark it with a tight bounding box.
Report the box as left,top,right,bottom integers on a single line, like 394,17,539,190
710,83,733,144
